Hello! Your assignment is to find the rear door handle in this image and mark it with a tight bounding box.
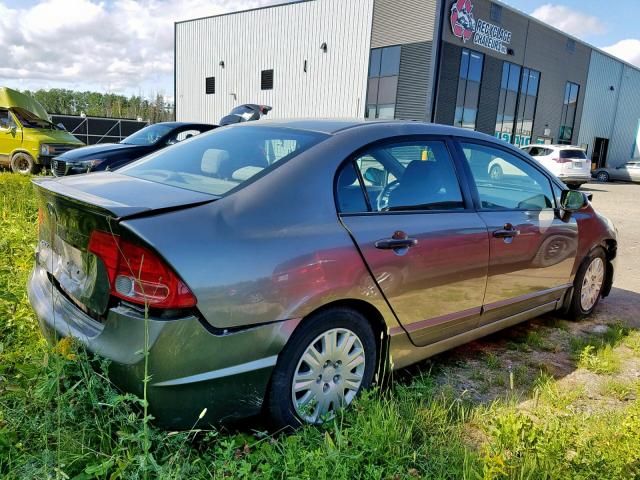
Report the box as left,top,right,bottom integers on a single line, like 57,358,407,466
375,238,418,249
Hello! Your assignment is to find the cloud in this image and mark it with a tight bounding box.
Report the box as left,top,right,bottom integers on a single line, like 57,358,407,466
530,4,606,38
0,0,280,98
602,39,640,68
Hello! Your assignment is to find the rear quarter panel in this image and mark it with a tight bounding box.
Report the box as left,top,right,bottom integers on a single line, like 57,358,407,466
121,126,434,333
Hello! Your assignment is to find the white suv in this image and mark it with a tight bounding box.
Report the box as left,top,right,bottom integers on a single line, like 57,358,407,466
521,145,591,189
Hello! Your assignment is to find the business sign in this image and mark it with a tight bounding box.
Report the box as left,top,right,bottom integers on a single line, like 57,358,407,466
450,0,513,55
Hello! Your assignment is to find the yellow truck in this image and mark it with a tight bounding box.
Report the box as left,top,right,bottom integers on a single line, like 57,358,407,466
0,87,84,174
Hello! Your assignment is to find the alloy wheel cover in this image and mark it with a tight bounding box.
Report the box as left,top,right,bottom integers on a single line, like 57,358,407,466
291,328,366,424
580,257,605,311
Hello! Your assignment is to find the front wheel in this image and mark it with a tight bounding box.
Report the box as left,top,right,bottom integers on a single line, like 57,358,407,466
566,247,607,320
266,307,377,429
489,164,503,181
11,152,40,175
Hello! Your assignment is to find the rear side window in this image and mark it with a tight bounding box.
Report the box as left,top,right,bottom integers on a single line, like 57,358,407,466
121,126,326,196
461,142,554,210
559,149,587,159
336,140,464,213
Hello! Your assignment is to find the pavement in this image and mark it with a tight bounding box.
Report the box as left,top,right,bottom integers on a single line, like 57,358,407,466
584,182,640,327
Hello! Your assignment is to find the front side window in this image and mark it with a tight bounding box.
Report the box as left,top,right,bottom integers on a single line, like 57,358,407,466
121,126,327,196
460,142,554,210
454,49,484,130
559,82,580,144
365,46,400,120
336,140,464,213
0,109,15,129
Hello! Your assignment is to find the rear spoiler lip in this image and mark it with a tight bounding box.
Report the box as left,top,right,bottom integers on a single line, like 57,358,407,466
32,176,218,221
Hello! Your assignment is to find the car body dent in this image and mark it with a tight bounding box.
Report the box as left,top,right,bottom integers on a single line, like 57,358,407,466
27,120,618,428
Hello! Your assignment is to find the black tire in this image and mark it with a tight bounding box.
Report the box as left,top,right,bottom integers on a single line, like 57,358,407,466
489,164,503,181
266,307,377,430
566,247,607,320
596,171,609,183
10,152,40,175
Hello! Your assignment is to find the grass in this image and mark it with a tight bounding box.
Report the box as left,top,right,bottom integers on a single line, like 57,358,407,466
1,172,640,479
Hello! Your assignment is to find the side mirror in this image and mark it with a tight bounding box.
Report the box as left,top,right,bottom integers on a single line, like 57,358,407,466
57,123,67,131
363,167,385,186
560,189,588,212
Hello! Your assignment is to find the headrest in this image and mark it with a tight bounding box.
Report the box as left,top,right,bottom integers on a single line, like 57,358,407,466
201,149,230,175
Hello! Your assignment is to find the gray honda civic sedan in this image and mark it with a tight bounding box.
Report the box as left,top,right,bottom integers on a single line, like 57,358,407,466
28,120,617,429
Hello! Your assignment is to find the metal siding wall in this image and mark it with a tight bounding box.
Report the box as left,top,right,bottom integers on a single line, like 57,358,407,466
576,52,623,161
175,0,374,122
370,0,439,48
578,51,640,167
395,42,433,121
434,41,461,126
522,21,591,143
475,55,502,135
609,65,640,165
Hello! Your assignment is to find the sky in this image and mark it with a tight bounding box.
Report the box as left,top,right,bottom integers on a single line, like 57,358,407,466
0,0,638,101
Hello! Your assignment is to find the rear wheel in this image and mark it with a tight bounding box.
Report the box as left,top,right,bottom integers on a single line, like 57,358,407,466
11,152,40,175
566,247,607,320
596,171,609,183
267,307,376,429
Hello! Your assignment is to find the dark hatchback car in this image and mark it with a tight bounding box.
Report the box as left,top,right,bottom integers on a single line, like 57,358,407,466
51,122,215,176
29,120,617,429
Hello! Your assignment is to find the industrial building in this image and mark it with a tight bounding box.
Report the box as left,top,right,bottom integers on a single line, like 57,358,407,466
175,0,640,168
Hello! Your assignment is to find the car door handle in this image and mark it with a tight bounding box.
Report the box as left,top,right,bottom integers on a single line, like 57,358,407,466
493,224,520,238
375,238,418,250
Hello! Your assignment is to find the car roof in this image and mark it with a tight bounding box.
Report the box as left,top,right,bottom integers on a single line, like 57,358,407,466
231,118,501,141
547,144,584,150
154,121,217,129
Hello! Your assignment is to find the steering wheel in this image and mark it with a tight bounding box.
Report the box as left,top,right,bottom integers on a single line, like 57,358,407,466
376,180,399,211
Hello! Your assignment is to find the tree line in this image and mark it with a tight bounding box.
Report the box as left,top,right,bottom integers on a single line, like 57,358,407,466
20,89,174,123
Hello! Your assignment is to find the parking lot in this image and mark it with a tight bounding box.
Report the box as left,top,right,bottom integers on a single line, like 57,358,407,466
585,182,640,323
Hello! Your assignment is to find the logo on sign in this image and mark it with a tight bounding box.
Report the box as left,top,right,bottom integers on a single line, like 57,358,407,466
450,0,476,43
450,0,513,55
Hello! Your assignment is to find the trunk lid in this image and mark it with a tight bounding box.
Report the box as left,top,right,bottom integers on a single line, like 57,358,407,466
34,172,216,316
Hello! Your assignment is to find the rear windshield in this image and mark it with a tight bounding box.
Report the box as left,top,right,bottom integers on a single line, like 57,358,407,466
559,149,587,159
121,124,174,145
119,125,327,196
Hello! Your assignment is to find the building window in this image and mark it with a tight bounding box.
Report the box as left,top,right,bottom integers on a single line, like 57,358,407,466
514,68,540,146
365,46,400,119
454,49,484,130
205,76,215,95
495,63,540,146
261,69,274,90
566,38,576,54
559,82,579,144
490,3,502,22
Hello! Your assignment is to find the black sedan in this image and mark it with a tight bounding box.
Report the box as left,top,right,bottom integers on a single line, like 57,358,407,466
51,122,216,176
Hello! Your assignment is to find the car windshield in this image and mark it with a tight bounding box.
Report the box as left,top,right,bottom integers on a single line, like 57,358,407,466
559,149,587,159
121,124,174,146
119,125,327,196
12,108,57,129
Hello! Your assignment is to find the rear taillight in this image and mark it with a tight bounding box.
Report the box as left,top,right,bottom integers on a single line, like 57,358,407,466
88,230,196,309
